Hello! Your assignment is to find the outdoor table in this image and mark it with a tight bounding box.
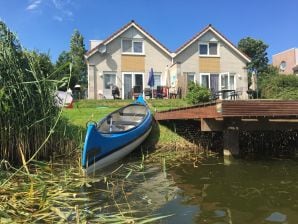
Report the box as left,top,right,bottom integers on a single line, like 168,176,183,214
216,89,237,100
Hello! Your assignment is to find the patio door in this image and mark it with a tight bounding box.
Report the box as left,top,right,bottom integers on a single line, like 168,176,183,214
135,74,143,92
220,73,235,90
210,74,219,94
122,73,144,99
123,73,132,99
220,72,236,99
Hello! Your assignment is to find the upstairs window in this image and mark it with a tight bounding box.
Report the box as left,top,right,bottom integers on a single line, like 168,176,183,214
122,39,144,54
199,42,219,56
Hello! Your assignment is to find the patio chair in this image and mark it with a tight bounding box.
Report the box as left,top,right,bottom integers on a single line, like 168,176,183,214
132,85,142,99
156,86,167,99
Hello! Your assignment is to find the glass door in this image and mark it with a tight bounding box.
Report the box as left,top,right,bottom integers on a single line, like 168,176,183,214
210,74,219,94
134,74,143,92
123,73,132,99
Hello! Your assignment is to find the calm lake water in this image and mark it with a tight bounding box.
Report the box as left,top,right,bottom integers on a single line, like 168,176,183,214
3,155,298,223
84,156,298,223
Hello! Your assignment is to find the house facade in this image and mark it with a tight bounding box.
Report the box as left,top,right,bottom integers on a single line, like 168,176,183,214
85,21,250,100
272,48,298,75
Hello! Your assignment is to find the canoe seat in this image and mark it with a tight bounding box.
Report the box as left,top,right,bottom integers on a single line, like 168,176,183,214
113,120,139,126
120,112,145,117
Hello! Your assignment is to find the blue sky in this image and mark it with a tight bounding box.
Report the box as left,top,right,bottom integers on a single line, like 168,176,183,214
0,0,297,62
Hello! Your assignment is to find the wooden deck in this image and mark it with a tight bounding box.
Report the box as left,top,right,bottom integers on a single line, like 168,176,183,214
154,100,298,120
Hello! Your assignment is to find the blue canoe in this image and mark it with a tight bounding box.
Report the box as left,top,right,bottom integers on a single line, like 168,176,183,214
82,95,152,175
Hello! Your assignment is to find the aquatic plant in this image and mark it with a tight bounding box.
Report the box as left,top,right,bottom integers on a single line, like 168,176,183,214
0,21,81,165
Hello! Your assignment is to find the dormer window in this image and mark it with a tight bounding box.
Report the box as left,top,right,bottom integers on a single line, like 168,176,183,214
199,42,219,56
122,39,144,54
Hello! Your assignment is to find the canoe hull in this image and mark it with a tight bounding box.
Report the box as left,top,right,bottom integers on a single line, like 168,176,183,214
81,95,152,175
83,126,151,175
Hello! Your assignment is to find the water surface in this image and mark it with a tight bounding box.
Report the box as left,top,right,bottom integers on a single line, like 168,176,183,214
90,157,298,223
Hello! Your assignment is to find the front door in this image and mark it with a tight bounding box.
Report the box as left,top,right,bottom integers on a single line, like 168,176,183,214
210,74,219,94
123,73,132,99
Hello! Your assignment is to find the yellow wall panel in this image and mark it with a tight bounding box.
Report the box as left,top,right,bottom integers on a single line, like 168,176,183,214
121,55,145,72
199,57,220,72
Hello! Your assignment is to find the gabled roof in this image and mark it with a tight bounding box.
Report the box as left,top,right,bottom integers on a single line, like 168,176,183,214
174,24,251,63
85,20,172,58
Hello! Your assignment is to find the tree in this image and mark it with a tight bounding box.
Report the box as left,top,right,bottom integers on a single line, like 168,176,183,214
55,51,72,90
70,30,87,87
238,37,269,74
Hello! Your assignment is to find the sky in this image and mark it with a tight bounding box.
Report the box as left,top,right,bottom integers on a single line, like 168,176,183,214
0,0,297,63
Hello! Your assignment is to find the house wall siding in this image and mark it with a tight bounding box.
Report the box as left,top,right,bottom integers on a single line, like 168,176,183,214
174,41,199,73
144,40,172,79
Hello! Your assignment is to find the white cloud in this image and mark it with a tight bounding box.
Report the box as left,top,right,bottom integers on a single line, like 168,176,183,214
25,0,75,22
26,0,42,11
53,16,63,22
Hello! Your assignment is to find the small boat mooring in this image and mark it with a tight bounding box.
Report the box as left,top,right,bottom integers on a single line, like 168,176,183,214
155,100,298,157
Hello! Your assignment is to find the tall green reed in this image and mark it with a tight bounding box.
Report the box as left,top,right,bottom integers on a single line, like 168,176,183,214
0,21,82,166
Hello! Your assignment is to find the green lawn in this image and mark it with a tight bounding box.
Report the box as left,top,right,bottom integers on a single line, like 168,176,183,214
63,107,118,127
62,99,193,147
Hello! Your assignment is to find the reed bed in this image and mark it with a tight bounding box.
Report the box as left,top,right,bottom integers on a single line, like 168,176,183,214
0,21,82,165
0,154,174,223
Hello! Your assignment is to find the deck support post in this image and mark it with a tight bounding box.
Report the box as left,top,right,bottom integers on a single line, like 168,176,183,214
223,130,239,157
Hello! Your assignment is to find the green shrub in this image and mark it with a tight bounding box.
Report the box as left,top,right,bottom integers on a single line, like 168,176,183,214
186,82,211,104
261,75,298,99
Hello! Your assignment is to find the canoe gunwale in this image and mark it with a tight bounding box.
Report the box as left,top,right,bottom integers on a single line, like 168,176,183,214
97,103,150,134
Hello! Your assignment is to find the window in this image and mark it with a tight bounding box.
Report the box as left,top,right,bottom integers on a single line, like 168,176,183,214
122,40,132,52
199,42,219,56
201,74,209,88
221,73,235,90
133,41,143,53
280,61,286,71
122,39,144,54
187,73,195,84
153,72,161,88
209,43,218,55
199,44,208,55
104,74,116,89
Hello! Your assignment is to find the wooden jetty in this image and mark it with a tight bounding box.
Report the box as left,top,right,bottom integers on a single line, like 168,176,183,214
154,100,298,156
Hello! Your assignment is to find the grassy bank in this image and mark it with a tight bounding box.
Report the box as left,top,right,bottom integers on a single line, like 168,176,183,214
64,98,195,147
0,98,211,223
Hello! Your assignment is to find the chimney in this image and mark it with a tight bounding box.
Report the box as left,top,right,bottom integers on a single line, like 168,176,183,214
89,40,103,50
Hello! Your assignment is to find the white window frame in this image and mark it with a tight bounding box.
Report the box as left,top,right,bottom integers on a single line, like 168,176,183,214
103,72,117,89
199,42,220,57
153,72,162,89
121,72,145,99
200,73,210,88
220,72,236,90
101,72,118,99
121,39,145,55
199,73,237,91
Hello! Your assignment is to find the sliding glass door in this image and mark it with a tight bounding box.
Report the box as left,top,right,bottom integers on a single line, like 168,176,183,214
122,73,144,99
